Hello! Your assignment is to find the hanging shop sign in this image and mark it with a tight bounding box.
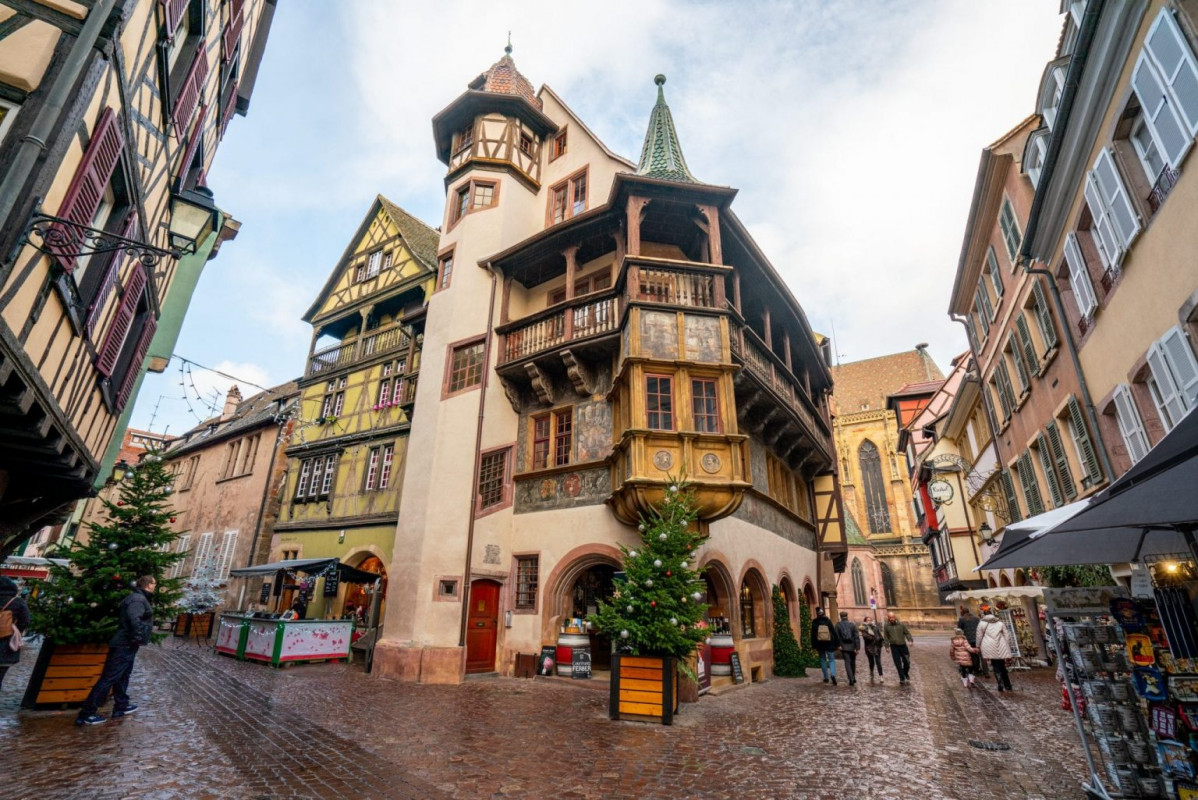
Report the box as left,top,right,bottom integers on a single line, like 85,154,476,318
323,564,340,598
928,480,954,505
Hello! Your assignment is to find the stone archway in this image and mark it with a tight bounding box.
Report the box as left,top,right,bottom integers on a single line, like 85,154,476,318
803,580,817,609
700,557,736,637
1014,569,1028,587
1000,572,1012,588
777,574,798,632
343,551,388,627
987,575,998,588
543,545,623,670
738,566,770,640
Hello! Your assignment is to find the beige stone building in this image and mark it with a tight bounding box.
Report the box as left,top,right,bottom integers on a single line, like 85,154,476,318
372,55,846,684
831,348,948,625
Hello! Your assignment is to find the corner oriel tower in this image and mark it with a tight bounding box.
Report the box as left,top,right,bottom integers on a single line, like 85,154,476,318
374,62,844,686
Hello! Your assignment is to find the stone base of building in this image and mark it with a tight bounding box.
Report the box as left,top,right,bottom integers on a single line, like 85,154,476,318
371,641,464,684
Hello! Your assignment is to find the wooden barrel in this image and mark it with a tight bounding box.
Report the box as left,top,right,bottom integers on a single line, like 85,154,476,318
556,632,590,677
710,634,734,676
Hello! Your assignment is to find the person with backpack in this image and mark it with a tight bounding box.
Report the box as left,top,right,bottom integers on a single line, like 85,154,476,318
76,575,157,725
835,610,861,685
976,608,1014,692
860,614,885,682
0,576,31,690
811,607,839,685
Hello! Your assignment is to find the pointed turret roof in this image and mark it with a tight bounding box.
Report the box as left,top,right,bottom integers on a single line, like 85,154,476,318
468,43,542,109
636,75,698,183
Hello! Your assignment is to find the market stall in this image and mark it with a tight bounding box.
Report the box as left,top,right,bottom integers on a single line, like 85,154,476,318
945,586,1049,665
980,410,1198,799
218,558,383,668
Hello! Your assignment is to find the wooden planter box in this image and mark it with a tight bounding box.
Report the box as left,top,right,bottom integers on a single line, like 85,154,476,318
174,611,215,638
609,654,678,725
21,641,109,710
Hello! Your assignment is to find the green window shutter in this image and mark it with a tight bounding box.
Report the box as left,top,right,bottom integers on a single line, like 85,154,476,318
1015,315,1040,377
1008,334,1030,393
1036,433,1065,508
992,378,1011,421
1018,452,1045,516
1067,396,1103,486
1032,281,1058,351
996,362,1016,418
1046,420,1078,501
1000,469,1022,523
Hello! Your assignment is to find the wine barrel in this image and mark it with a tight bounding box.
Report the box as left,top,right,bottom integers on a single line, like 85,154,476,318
710,633,734,676
556,632,590,677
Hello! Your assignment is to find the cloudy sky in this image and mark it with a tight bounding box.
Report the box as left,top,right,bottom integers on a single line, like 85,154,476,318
130,0,1064,436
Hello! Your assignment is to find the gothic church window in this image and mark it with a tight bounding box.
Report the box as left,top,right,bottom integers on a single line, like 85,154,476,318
858,440,891,533
851,558,867,606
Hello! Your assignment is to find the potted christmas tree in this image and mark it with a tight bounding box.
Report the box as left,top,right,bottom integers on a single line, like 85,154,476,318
589,480,708,725
23,452,183,709
175,560,223,639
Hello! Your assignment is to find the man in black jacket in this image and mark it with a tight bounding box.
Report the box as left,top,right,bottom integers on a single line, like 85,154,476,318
810,607,840,685
76,575,156,726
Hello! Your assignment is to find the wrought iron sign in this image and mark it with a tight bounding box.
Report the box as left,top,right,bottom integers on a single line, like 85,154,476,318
24,209,178,268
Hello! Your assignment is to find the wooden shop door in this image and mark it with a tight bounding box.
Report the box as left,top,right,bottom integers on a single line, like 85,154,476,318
465,579,500,673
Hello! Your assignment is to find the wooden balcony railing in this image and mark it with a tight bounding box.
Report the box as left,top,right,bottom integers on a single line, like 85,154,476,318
635,267,718,308
307,322,413,377
500,293,620,364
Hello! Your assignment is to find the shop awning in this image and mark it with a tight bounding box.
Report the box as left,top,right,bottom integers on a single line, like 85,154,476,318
228,558,382,584
981,410,1198,571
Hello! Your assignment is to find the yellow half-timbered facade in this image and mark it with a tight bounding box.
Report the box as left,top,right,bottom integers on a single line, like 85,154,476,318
0,0,275,554
270,196,439,621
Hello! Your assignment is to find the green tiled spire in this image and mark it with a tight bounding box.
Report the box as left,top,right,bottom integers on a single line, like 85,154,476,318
636,75,698,183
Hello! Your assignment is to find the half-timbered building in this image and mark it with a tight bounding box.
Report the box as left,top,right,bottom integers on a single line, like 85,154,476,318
269,196,440,622
0,0,276,555
373,52,846,684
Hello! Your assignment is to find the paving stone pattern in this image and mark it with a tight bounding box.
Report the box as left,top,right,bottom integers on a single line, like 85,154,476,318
1,635,1092,799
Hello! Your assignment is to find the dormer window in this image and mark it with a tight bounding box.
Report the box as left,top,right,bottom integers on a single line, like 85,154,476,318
1040,63,1067,130
1024,128,1049,188
551,130,567,161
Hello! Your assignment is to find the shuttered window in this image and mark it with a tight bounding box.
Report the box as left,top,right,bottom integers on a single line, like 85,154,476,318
1046,420,1078,501
1063,232,1098,320
1017,452,1045,516
215,530,238,580
1031,280,1058,352
52,107,124,273
1084,149,1140,272
974,293,990,339
1112,384,1152,464
986,246,1004,298
976,281,995,321
1066,395,1103,486
1146,327,1198,431
1015,315,1040,378
1130,9,1198,171
86,212,137,335
1035,434,1065,508
163,0,191,40
96,265,147,377
168,534,191,579
172,47,209,133
1000,469,1021,523
995,361,1016,421
222,0,244,62
192,531,214,576
114,314,156,411
999,197,1021,262
1007,335,1030,394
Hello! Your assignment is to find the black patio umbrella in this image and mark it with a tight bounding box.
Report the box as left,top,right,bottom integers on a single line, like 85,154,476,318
982,409,1198,570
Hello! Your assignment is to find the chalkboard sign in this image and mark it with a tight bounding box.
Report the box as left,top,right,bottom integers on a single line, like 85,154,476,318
729,652,745,684
323,565,340,598
537,646,557,676
259,582,271,604
572,649,592,680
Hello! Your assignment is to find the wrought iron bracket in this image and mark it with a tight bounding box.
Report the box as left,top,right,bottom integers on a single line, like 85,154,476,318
23,207,180,268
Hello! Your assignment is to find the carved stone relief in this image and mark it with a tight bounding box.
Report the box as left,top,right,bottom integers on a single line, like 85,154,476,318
515,466,611,513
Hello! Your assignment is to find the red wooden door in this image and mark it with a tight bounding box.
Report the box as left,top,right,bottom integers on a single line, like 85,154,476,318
465,580,500,673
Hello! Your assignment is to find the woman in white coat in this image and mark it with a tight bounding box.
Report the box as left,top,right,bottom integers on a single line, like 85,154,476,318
975,610,1014,692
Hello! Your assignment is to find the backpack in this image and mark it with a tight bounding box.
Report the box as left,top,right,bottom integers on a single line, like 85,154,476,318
0,597,14,638
816,623,832,642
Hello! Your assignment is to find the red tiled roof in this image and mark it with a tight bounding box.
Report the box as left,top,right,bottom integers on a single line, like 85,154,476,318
830,350,945,414
470,54,541,109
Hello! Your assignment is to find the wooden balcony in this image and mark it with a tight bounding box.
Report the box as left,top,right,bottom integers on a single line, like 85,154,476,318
307,322,412,378
500,292,620,364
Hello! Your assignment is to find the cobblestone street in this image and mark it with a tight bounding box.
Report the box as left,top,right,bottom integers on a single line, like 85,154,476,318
2,635,1091,799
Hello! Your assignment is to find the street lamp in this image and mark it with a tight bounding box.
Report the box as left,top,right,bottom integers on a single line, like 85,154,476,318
978,522,994,545
168,186,219,255
110,459,130,484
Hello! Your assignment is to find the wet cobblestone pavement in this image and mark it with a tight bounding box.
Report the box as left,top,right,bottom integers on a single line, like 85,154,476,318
1,635,1091,799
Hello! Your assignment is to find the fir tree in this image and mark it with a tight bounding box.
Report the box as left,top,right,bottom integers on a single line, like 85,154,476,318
589,480,708,659
770,585,807,677
33,451,185,644
797,599,821,669
179,560,224,614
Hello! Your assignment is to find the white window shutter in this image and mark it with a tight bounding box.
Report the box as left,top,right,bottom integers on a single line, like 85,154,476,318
1113,384,1151,464
1083,173,1121,271
1063,233,1098,318
1160,327,1198,409
1147,342,1187,430
1133,52,1192,169
1145,9,1198,137
192,532,214,576
1093,149,1140,248
216,531,238,580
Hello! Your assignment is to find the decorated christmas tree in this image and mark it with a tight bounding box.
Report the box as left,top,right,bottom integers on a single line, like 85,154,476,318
179,559,223,614
33,451,184,644
770,585,807,677
589,479,708,659
797,599,821,668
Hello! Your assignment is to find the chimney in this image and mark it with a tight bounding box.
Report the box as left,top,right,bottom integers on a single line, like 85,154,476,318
223,385,242,419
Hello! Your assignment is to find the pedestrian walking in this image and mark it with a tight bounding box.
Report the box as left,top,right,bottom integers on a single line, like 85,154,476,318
835,611,860,685
950,627,978,688
811,607,839,685
0,576,31,691
961,604,989,677
883,612,914,684
976,608,1014,692
861,614,885,682
76,575,157,726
